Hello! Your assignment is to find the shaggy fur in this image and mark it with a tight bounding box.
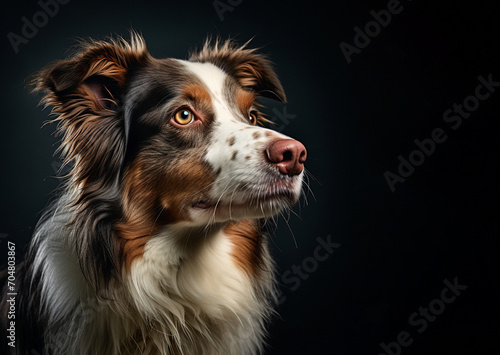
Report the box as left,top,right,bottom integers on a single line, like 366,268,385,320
1,33,306,355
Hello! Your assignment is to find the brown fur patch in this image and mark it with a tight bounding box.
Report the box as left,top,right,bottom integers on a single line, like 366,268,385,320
224,219,263,276
159,158,216,220
182,84,212,108
227,136,235,146
117,156,216,270
236,88,256,114
115,158,163,269
252,131,261,140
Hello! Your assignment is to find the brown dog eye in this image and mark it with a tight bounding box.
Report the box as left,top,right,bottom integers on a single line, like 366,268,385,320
249,111,258,125
174,109,194,125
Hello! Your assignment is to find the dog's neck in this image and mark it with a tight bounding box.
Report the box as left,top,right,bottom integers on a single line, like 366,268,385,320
113,221,271,353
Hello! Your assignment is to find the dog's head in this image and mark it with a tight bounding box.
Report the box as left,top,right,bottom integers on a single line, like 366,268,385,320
35,34,306,268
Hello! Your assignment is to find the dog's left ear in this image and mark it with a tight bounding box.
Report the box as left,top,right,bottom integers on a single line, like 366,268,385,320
190,39,287,102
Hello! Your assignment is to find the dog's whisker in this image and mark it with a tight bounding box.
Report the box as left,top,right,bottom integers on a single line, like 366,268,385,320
279,209,298,249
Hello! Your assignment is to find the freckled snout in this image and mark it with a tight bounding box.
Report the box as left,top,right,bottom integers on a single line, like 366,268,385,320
265,139,307,176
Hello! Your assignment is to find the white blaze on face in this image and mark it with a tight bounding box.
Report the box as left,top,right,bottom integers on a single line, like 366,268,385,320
182,61,303,221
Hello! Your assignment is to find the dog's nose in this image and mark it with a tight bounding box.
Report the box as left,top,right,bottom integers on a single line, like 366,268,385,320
266,139,307,176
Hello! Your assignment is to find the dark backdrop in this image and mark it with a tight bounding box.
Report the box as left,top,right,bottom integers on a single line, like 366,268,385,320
1,0,500,354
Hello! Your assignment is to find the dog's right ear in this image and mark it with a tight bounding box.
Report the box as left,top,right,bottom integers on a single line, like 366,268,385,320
32,34,151,188
34,34,150,112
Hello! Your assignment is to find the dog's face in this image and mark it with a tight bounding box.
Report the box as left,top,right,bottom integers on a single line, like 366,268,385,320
35,35,306,237
122,58,306,228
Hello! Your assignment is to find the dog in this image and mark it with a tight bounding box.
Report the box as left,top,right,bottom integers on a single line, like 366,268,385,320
1,33,307,355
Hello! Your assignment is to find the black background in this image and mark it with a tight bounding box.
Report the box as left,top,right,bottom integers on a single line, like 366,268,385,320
1,0,500,354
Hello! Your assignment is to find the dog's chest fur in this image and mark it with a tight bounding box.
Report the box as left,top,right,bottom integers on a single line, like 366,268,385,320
35,212,274,354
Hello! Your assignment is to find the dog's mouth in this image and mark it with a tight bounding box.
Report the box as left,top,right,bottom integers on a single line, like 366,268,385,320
191,178,300,212
192,200,214,209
